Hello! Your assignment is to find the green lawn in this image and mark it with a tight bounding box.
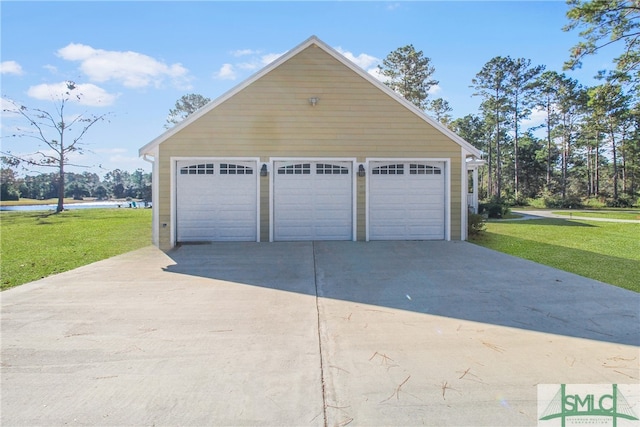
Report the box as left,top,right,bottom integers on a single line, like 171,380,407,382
551,210,640,220
470,219,640,293
1,209,152,290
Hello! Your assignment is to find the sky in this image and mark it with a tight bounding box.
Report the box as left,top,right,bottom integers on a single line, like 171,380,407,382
0,1,622,176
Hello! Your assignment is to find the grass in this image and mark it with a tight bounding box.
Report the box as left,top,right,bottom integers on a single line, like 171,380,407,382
0,209,152,290
470,219,640,293
551,210,640,220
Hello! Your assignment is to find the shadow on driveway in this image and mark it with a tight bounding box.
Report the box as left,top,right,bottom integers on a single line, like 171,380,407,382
164,241,639,347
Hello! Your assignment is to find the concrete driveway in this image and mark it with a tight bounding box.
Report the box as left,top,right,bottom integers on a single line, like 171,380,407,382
2,242,638,426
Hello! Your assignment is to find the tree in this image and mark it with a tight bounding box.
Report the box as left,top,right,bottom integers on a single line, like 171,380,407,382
1,81,109,212
450,114,492,198
587,83,630,200
564,0,640,86
378,45,438,110
505,58,545,200
556,75,588,199
533,71,562,190
0,167,20,201
472,56,512,199
622,102,640,196
165,93,211,128
514,132,548,199
427,98,453,126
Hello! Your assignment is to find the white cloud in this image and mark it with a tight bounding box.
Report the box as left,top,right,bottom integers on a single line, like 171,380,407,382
522,105,549,130
428,84,442,95
261,52,284,66
214,63,237,80
57,43,190,88
27,81,118,107
334,47,380,71
232,49,259,57
237,61,259,71
368,67,386,82
1,60,23,75
216,51,285,78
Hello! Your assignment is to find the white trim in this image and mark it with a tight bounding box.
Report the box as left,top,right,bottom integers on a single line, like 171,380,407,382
170,159,176,248
139,36,481,159
170,157,261,247
365,158,450,241
461,151,468,241
269,157,357,242
142,150,159,246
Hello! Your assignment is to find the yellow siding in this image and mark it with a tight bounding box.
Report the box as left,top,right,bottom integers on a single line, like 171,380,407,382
157,44,463,249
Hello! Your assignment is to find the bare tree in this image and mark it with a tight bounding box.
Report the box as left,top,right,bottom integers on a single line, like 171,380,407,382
2,81,109,212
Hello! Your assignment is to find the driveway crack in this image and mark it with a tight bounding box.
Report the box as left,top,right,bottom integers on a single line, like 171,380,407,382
313,241,328,427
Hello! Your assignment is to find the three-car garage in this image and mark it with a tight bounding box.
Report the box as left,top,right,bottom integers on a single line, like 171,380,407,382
173,158,447,244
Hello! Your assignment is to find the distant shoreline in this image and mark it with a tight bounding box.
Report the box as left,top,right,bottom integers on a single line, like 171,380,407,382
0,198,145,207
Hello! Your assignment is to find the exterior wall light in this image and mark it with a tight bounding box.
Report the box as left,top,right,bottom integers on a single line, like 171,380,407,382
358,164,366,177
260,164,268,176
308,97,319,106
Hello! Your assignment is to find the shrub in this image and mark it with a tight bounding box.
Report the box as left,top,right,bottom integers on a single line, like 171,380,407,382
468,212,486,236
605,196,634,208
534,191,584,209
479,197,511,219
583,197,607,208
527,197,546,209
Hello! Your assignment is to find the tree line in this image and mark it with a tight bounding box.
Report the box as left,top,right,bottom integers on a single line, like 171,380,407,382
0,168,151,202
451,64,639,207
376,0,639,207
2,1,637,211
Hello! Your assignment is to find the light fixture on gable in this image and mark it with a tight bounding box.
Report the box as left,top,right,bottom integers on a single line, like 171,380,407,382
308,97,319,106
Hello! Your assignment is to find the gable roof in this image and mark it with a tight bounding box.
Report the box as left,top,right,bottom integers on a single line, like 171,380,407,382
139,36,481,158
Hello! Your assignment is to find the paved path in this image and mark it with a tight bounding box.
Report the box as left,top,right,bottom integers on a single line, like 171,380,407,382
2,242,639,426
511,209,640,223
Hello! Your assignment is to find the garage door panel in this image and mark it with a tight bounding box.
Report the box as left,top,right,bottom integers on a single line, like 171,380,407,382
274,161,353,241
176,161,257,242
370,209,405,220
407,210,443,220
315,194,351,205
369,161,445,240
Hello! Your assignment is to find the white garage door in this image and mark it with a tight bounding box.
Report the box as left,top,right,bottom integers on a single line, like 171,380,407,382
369,161,445,240
273,161,353,241
176,160,258,242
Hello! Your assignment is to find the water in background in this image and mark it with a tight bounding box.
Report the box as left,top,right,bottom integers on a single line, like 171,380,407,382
0,201,151,211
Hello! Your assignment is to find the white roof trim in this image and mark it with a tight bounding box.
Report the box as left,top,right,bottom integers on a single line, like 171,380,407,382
139,35,481,158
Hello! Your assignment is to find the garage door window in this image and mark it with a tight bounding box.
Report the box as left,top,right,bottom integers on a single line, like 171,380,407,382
277,163,311,175
410,164,442,175
220,163,253,175
316,163,349,175
372,164,404,175
180,163,214,175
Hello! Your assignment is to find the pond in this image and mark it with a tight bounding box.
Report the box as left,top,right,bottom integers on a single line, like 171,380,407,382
0,201,151,211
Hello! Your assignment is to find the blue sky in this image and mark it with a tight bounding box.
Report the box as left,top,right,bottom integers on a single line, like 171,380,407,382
0,1,619,176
